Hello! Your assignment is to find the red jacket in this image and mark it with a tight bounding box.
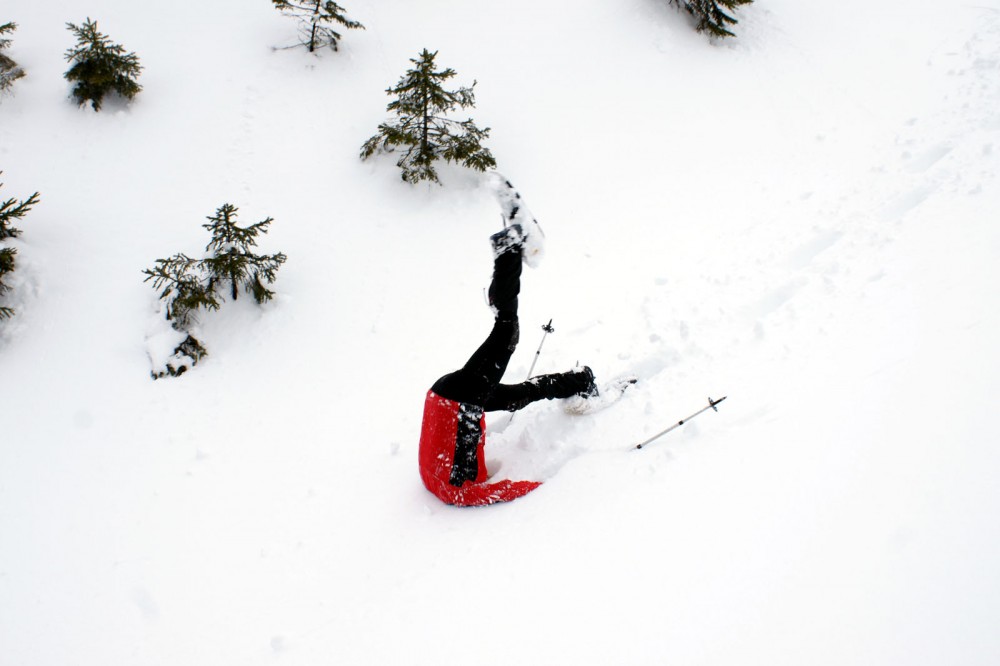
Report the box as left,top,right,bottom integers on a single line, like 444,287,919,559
419,390,541,506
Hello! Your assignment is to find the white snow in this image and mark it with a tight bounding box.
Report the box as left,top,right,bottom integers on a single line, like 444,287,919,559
2,0,999,664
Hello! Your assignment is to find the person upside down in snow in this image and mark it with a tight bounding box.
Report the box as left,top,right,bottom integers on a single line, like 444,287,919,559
418,179,609,507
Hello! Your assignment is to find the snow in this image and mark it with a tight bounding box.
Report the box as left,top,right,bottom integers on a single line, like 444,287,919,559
2,0,999,664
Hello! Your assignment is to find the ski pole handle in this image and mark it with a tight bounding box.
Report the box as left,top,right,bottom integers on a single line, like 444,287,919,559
524,318,554,380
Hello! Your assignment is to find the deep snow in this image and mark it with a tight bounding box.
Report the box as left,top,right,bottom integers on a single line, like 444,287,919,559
2,1,999,664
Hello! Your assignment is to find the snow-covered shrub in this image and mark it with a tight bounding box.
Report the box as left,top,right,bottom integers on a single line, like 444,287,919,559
149,333,208,379
361,49,496,184
64,18,142,111
143,204,286,378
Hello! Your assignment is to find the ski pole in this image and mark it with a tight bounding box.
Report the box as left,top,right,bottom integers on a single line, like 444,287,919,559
634,396,727,450
525,318,554,380
508,319,554,425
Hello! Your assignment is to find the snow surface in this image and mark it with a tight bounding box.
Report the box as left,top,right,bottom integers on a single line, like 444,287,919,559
2,0,999,664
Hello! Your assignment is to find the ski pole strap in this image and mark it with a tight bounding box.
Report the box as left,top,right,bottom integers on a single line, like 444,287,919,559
634,396,727,450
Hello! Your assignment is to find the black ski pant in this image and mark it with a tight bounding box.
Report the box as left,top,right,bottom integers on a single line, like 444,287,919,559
431,247,589,412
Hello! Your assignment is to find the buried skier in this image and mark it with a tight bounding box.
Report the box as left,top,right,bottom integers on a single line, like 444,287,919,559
418,180,631,506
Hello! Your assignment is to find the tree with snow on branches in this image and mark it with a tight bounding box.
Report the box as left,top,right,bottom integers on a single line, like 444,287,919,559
273,0,364,52
361,49,496,185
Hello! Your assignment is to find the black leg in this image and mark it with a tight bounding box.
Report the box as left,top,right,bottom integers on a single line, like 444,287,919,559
431,246,524,405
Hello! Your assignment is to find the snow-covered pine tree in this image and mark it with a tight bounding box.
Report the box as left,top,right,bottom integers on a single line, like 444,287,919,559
143,205,286,324
142,205,285,379
0,22,26,94
360,49,496,184
670,0,753,39
272,0,364,52
0,175,40,320
64,18,142,111
201,204,287,304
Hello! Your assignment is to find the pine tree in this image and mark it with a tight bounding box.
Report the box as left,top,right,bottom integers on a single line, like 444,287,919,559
143,205,286,325
272,0,364,52
64,18,143,111
143,205,285,378
671,0,753,39
0,22,25,94
201,204,287,304
0,175,40,320
361,49,496,184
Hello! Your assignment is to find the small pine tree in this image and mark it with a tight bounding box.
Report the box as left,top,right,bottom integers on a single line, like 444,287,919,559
143,204,285,378
670,0,752,39
64,18,143,111
272,0,364,53
361,49,496,184
0,175,40,320
0,21,26,94
201,204,287,303
143,204,286,325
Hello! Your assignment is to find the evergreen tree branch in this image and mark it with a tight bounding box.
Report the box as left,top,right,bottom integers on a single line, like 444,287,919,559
0,190,40,240
142,253,219,328
669,0,752,38
0,246,17,304
0,21,26,92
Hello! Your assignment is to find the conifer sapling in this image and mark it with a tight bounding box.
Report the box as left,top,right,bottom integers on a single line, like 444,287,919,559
0,22,26,94
64,18,143,111
143,204,286,326
272,0,364,52
142,204,286,378
201,203,287,304
361,49,496,184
